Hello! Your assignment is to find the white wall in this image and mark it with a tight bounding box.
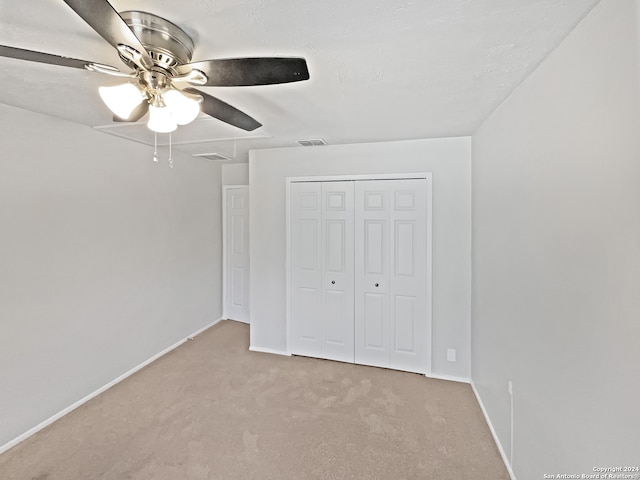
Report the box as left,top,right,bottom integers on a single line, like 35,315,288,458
0,105,223,448
471,0,640,477
221,163,249,185
249,138,471,379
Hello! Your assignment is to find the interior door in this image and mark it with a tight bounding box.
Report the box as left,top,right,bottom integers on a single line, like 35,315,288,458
224,186,250,323
320,181,355,362
388,179,428,373
354,181,391,368
290,182,323,357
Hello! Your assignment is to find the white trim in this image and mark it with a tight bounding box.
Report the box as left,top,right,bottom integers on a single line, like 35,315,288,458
187,317,224,339
288,172,432,183
249,346,291,356
286,172,433,374
285,182,292,354
424,174,433,376
471,382,517,480
426,373,471,384
222,185,250,323
222,186,229,319
0,317,224,456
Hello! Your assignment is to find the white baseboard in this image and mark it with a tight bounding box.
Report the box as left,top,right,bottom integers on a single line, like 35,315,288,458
471,382,517,480
0,317,224,456
187,317,224,339
426,372,471,384
249,345,291,356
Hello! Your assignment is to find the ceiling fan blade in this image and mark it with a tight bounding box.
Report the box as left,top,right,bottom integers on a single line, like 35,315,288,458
185,88,262,131
112,102,149,123
62,0,153,69
0,45,115,70
177,58,309,87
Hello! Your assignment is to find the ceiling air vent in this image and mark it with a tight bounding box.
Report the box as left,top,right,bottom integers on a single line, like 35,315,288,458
193,153,233,162
298,139,327,146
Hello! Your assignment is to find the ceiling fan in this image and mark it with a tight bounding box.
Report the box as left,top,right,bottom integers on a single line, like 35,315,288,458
0,0,310,133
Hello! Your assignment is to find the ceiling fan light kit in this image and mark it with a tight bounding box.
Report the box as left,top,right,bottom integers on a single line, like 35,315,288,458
98,83,145,120
148,103,178,133
1,0,310,139
101,10,204,133
161,89,202,126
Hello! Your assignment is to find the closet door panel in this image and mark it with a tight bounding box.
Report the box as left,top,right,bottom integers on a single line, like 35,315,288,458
355,181,390,368
364,292,385,348
321,182,355,362
393,295,416,352
290,183,323,357
389,180,428,373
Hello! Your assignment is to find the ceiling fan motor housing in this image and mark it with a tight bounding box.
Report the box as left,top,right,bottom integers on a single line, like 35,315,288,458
120,11,194,72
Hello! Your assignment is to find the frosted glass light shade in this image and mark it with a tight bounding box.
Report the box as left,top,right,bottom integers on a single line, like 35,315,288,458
147,104,177,133
162,89,201,125
98,83,145,119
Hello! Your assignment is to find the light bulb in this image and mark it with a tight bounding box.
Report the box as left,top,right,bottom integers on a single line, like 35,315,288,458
147,104,177,133
98,83,145,119
162,89,202,125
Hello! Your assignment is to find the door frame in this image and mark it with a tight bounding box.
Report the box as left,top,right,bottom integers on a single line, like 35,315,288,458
222,185,250,323
285,173,433,374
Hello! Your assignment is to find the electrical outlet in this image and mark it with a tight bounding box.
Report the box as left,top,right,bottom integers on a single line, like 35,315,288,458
447,348,456,362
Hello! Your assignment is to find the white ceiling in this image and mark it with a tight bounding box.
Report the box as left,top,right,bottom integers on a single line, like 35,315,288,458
0,0,600,162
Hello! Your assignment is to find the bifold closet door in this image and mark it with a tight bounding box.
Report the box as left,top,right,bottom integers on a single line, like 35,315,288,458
320,182,355,362
290,181,354,363
355,179,428,374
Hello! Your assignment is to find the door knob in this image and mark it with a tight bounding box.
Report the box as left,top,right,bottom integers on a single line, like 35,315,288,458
331,280,335,284
374,283,379,287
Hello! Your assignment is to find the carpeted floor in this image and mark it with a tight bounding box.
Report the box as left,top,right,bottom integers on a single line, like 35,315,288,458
0,320,509,479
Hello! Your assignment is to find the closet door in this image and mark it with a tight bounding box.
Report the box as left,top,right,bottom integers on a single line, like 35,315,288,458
388,179,428,373
354,179,428,373
320,182,355,362
354,181,391,368
290,181,355,362
290,182,323,357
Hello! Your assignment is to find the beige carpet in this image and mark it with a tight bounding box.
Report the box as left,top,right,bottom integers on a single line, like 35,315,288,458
0,320,509,479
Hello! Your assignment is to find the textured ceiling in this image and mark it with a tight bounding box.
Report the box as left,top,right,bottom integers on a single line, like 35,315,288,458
0,0,600,162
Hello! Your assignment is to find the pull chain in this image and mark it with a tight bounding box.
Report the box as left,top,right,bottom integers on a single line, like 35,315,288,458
168,132,173,169
153,132,158,162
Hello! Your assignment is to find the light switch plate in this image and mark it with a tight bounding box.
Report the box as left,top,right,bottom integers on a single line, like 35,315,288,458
447,348,456,362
